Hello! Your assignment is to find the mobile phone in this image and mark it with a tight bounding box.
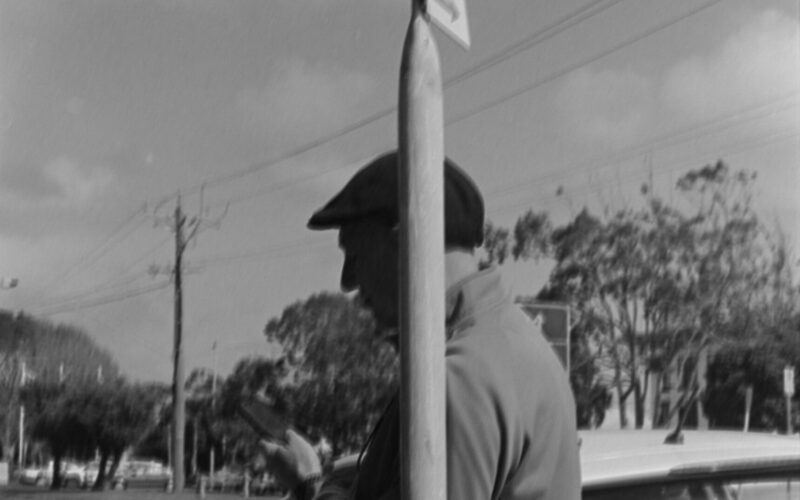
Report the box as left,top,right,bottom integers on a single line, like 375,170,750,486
236,398,289,443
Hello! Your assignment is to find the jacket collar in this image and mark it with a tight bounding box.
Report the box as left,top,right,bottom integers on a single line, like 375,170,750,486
445,266,510,339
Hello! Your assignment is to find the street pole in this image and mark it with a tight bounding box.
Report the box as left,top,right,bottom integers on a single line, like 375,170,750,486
18,361,25,468
784,366,795,434
398,1,446,499
743,385,753,432
209,341,217,477
152,191,220,491
172,195,186,492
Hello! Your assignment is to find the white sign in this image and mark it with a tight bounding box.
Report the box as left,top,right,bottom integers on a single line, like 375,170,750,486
428,0,470,49
785,366,795,397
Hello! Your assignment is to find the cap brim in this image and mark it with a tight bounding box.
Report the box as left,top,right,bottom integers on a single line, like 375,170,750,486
307,209,345,230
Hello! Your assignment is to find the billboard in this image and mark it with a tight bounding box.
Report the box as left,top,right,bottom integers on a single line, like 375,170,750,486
517,301,570,372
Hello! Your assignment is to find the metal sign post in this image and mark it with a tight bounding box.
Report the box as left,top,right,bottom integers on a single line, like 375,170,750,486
784,366,795,434
398,1,447,499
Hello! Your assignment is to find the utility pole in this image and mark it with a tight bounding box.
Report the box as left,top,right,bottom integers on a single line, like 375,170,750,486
172,194,187,493
156,191,226,494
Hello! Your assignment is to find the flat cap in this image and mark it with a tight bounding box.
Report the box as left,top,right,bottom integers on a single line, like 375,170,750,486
308,151,484,248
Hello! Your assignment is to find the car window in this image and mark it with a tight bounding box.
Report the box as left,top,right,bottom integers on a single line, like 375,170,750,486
726,479,800,500
585,477,800,500
585,481,706,500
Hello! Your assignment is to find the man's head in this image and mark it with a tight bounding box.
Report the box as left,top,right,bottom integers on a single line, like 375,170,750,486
308,151,484,328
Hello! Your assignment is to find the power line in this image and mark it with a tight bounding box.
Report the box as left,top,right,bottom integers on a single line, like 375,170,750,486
34,281,171,317
194,1,720,214
445,0,623,88
486,92,799,201
41,205,147,292
490,128,800,218
31,274,152,312
447,0,722,127
192,237,330,268
161,0,632,202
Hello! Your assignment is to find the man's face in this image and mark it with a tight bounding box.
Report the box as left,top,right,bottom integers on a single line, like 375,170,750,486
338,217,399,328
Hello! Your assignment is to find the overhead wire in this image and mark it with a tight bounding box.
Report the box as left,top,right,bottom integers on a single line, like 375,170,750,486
41,205,147,292
490,128,800,218
34,280,172,317
447,0,723,127
28,234,173,313
486,92,799,201
199,0,721,213
163,0,630,203
191,237,331,268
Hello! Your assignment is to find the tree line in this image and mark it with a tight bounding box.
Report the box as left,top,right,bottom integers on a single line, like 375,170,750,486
0,294,397,489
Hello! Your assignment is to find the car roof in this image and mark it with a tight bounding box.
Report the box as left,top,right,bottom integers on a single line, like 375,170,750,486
579,429,800,488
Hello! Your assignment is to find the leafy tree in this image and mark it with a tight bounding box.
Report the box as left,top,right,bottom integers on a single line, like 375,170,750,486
201,360,289,471
264,292,398,456
81,381,162,490
511,210,552,261
481,221,510,266
535,284,611,428
507,160,791,430
20,381,93,489
704,339,798,431
1,312,119,464
19,379,159,490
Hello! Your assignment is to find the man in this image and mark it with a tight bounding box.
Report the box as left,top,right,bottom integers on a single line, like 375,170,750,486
260,151,581,500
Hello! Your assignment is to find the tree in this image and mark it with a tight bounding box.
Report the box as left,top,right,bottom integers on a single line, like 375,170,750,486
481,221,510,266
20,381,93,489
81,382,162,490
507,160,791,430
704,339,797,431
1,312,119,465
210,359,289,469
264,292,398,456
535,284,611,428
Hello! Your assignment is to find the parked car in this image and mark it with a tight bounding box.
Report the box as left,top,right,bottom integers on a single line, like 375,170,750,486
61,462,87,488
18,464,52,487
82,462,100,488
249,472,280,496
208,467,246,492
325,429,800,499
17,460,84,488
111,460,172,490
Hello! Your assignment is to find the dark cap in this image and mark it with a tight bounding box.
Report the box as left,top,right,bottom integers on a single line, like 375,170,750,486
308,151,484,248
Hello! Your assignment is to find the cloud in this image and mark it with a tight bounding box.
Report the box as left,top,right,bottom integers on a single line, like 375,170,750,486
1,157,116,207
235,60,376,146
662,9,799,119
556,67,653,147
44,158,115,204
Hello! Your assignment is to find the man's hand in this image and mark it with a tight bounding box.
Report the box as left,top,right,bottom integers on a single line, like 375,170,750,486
258,430,322,490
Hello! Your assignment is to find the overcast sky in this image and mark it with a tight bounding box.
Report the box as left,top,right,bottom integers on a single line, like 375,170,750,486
1,0,798,383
